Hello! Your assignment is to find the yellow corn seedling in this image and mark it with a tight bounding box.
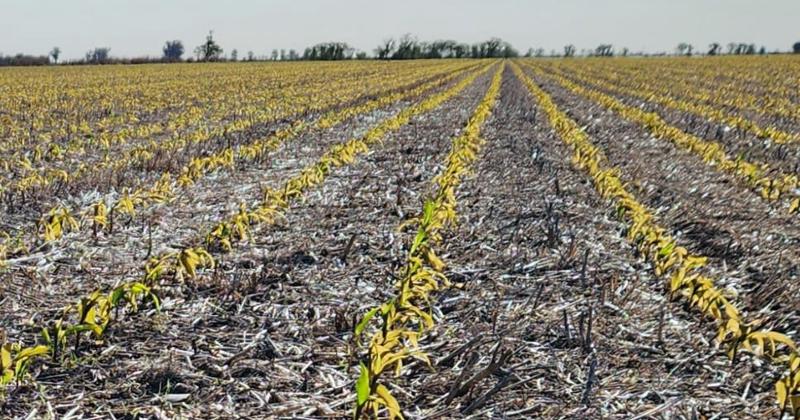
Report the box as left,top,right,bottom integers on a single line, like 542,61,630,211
513,61,800,417
0,343,49,387
2,279,159,390
354,63,504,419
40,206,79,241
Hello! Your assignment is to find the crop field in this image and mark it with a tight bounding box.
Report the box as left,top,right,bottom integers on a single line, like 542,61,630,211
1,56,800,418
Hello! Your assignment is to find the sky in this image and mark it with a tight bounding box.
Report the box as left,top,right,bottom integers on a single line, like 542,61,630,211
1,0,799,59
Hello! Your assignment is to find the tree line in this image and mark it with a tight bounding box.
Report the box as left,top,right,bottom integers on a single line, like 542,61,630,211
2,32,800,66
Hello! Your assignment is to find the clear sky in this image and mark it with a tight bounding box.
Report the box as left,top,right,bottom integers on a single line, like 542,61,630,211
2,0,799,59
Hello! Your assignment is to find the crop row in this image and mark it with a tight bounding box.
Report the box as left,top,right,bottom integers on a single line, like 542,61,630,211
1,62,467,199
527,62,800,214
557,58,800,124
513,61,800,418
544,60,800,144
572,56,800,111
0,62,476,268
0,62,494,395
353,63,503,419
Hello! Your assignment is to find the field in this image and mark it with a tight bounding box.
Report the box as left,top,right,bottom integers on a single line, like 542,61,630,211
1,56,800,419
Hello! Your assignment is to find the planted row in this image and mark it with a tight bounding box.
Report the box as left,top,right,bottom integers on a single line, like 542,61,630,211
514,62,800,418
353,63,504,419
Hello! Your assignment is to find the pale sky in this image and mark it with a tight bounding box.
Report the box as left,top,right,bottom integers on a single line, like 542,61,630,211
2,0,799,59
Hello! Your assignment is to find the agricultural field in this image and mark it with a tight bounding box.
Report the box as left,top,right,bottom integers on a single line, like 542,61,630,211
1,56,800,419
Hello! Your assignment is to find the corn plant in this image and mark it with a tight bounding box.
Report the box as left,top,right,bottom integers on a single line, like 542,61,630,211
40,206,79,242
0,343,49,386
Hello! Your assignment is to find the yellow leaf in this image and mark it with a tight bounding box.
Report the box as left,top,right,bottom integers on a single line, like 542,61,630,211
776,379,788,409
375,384,403,419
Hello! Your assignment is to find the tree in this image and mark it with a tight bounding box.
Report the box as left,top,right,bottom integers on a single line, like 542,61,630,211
393,34,420,59
303,42,353,60
794,42,800,53
708,42,721,55
375,38,395,59
676,42,691,56
247,51,255,61
194,31,223,61
288,49,299,60
483,38,503,57
453,43,469,58
162,40,184,61
564,44,576,57
49,47,61,64
759,46,766,55
230,49,238,61
85,47,111,64
271,49,278,60
595,44,613,57
726,42,737,54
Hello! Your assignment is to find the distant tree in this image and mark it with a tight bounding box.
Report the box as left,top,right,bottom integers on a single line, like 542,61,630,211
194,31,223,61
393,34,420,59
595,44,613,57
423,40,459,58
303,42,353,60
85,47,111,64
247,50,255,61
735,42,756,55
375,38,396,59
355,51,368,59
564,44,576,57
708,42,721,55
162,40,184,61
483,38,502,57
726,42,737,54
759,46,766,55
49,47,61,64
270,49,278,60
621,47,629,56
288,49,299,60
676,42,690,56
0,53,50,66
229,49,237,61
453,43,469,58
534,48,544,57
794,42,800,53
525,48,534,57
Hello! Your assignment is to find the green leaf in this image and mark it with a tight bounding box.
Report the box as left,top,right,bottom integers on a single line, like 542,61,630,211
354,307,379,338
658,241,675,257
409,229,427,256
356,362,370,406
